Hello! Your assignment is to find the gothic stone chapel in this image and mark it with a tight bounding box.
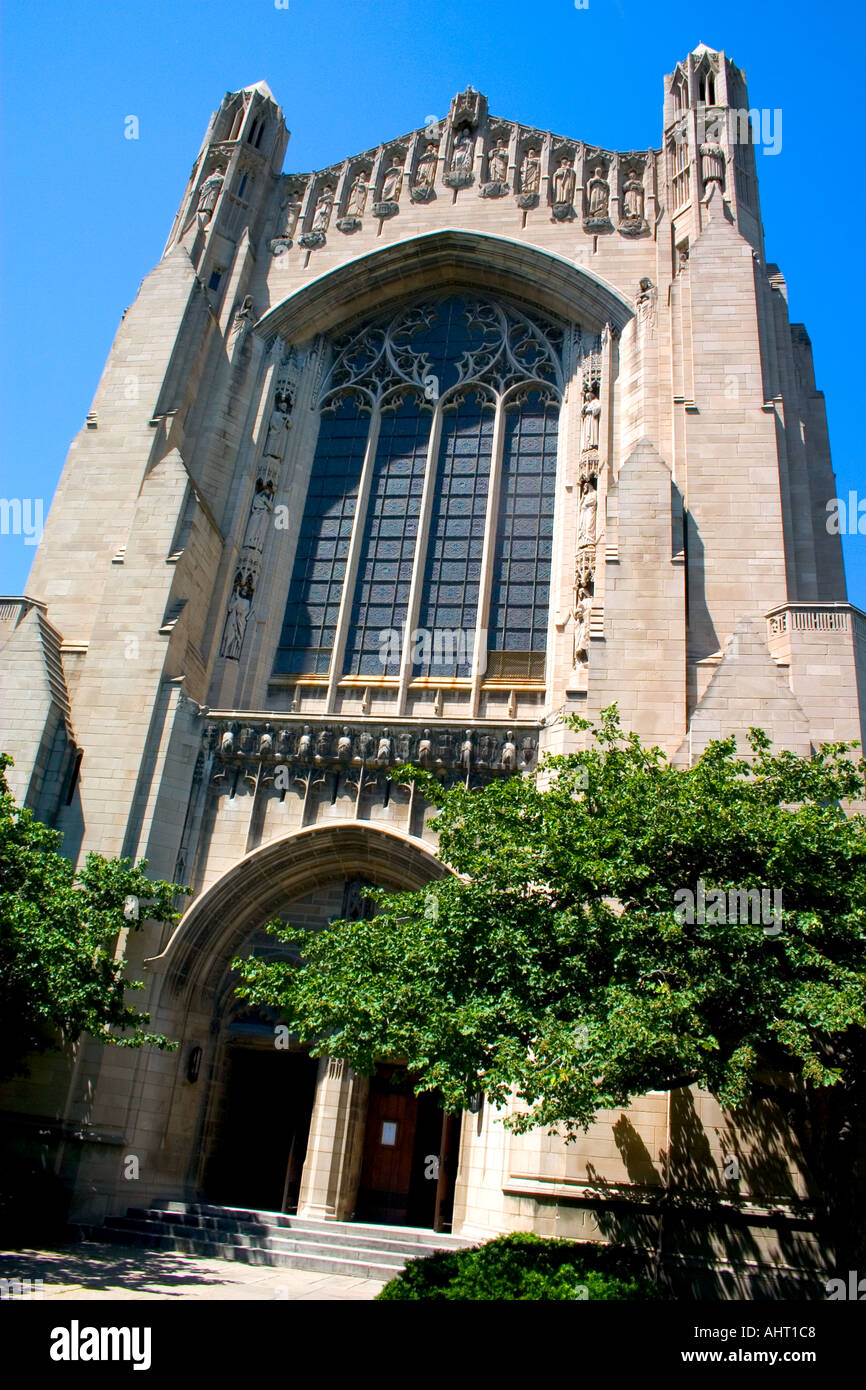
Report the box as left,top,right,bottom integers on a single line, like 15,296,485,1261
1,45,862,1290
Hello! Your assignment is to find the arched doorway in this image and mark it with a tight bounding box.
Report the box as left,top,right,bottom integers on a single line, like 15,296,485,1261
150,824,460,1227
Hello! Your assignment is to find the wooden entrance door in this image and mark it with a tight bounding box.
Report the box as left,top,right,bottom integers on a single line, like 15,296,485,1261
354,1065,462,1228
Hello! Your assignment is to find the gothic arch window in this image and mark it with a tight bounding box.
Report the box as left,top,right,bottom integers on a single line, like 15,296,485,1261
274,293,574,697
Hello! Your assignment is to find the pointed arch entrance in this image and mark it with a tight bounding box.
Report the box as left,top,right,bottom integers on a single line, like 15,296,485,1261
149,823,458,1226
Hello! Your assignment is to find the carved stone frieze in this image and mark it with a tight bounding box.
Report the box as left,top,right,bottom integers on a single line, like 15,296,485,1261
203,716,538,777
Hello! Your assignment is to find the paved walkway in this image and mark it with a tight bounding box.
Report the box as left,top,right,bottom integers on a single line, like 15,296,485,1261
0,1243,386,1300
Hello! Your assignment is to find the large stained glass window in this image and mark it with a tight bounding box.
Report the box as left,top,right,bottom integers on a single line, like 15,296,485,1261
274,397,369,675
275,294,580,688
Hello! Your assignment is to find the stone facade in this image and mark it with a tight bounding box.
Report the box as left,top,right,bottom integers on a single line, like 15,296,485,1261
0,47,861,1294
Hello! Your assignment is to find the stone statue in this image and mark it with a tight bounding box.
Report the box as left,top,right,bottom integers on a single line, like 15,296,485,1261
487,139,508,184
580,385,601,452
263,396,291,459
242,480,275,553
231,295,255,336
552,158,575,207
700,140,725,187
622,170,644,220
418,730,434,769
520,147,541,196
577,478,598,546
381,164,403,202
197,168,224,222
520,737,535,769
297,726,313,761
259,728,274,756
451,129,473,173
377,729,392,765
414,143,438,189
311,186,334,232
460,731,473,771
501,732,517,773
220,727,235,756
316,728,332,758
587,166,609,217
337,727,353,761
636,277,657,331
220,577,252,659
574,587,592,661
346,171,369,217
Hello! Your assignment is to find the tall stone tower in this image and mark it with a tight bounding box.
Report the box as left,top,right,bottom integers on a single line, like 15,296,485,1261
1,46,861,1291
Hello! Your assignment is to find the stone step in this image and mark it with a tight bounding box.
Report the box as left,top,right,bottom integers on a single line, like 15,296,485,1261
156,1202,471,1250
104,1218,411,1267
91,1202,474,1280
118,1211,457,1261
90,1228,402,1281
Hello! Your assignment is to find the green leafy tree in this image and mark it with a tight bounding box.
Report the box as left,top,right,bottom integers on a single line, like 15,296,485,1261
0,754,183,1078
235,709,866,1263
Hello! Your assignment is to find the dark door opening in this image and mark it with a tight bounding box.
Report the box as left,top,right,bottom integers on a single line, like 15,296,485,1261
355,1064,462,1230
205,1047,317,1212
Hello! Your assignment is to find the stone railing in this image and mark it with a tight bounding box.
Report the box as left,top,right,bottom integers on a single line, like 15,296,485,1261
766,602,864,640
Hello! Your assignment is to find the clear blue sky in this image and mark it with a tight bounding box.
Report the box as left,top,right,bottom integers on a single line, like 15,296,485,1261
1,0,863,605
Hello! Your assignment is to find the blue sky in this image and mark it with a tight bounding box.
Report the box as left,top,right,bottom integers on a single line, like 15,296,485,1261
1,0,863,604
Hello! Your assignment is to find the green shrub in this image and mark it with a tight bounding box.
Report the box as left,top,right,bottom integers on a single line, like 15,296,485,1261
376,1231,663,1301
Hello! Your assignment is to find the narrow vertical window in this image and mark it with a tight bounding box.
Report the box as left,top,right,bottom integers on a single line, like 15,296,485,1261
343,390,431,677
275,396,369,674
486,391,559,682
414,388,494,679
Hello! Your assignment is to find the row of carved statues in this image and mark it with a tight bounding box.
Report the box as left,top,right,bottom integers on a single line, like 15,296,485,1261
207,721,537,772
256,136,652,245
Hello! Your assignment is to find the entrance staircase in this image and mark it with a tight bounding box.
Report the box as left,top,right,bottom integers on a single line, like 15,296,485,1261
87,1202,474,1282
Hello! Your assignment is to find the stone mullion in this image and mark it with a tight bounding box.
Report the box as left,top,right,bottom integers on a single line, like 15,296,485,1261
470,395,506,716
325,404,382,712
396,403,443,714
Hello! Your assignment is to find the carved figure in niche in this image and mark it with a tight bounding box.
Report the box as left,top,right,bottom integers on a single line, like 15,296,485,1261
220,575,253,660
242,479,276,553
231,295,255,336
278,727,293,756
521,147,541,195
263,394,292,459
580,384,601,453
381,164,403,201
297,726,313,761
259,728,274,756
397,731,413,763
700,139,725,187
622,169,644,220
356,730,373,762
577,477,598,547
451,129,474,172
414,143,438,189
346,171,369,217
573,586,592,662
337,727,353,761
553,157,575,206
220,726,235,756
487,139,508,184
587,166,609,217
311,186,334,232
377,729,392,765
501,732,517,772
636,277,657,331
197,168,225,222
418,730,434,769
460,731,473,771
520,737,535,769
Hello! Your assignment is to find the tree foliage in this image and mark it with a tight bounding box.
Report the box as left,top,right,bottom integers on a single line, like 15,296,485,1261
236,709,866,1134
0,754,184,1078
